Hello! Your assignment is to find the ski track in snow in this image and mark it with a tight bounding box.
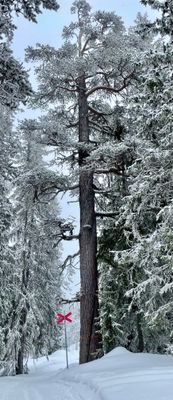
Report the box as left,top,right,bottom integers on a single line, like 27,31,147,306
0,371,101,400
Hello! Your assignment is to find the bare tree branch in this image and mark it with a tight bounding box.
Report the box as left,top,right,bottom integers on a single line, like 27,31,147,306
87,85,123,97
60,250,80,273
86,70,135,97
95,168,122,175
96,211,119,218
60,296,80,304
81,37,91,54
39,184,79,196
88,105,113,117
62,233,80,241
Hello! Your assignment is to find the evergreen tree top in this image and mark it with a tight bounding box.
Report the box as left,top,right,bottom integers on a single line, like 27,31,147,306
0,0,59,23
141,0,173,37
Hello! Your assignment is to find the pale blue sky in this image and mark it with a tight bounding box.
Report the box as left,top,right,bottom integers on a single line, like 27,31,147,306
13,0,155,60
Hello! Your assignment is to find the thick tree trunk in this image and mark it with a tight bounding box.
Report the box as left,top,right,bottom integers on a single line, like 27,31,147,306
78,75,100,363
16,346,24,375
79,171,99,363
136,312,144,352
15,210,30,374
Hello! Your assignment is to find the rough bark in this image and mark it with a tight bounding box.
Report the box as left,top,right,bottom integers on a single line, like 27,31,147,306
16,345,24,375
78,75,100,363
15,175,31,374
16,232,30,374
137,312,144,352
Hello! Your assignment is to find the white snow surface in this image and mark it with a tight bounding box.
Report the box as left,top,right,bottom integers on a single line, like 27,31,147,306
1,346,173,400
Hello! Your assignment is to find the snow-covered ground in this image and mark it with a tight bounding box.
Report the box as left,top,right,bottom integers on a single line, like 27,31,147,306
1,346,173,400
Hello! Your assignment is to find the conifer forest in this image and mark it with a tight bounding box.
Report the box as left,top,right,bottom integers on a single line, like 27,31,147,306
1,0,173,376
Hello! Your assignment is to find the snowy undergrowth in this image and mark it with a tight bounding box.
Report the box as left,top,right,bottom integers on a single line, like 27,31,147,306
1,346,173,400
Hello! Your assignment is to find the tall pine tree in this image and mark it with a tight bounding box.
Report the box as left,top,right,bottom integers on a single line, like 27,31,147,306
26,0,139,362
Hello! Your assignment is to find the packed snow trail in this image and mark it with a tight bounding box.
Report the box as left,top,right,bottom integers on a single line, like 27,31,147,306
0,348,100,400
0,373,99,400
1,347,173,400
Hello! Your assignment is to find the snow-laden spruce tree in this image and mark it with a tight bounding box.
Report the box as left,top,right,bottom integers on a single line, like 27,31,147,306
0,105,16,375
96,13,155,355
1,0,59,21
111,0,173,353
2,119,63,375
0,0,60,108
25,0,140,363
0,0,62,376
0,6,30,108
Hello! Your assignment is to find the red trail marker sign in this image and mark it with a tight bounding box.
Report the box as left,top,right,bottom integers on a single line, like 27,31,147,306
56,312,72,324
55,311,72,369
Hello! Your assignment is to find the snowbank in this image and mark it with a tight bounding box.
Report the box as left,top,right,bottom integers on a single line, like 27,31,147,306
1,346,173,400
